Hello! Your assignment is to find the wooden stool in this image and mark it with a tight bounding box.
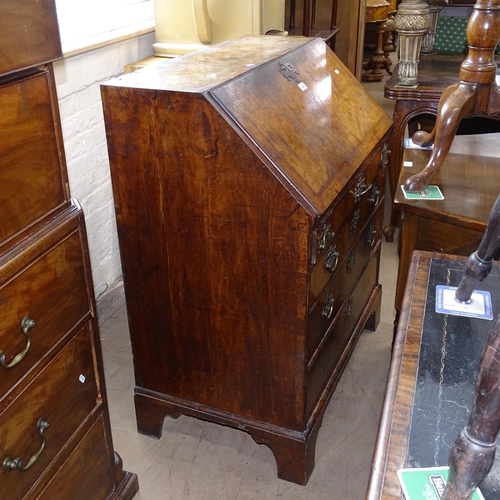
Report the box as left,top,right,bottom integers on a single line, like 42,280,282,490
393,147,500,317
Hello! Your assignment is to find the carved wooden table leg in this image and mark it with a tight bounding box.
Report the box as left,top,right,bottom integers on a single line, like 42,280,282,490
393,0,431,86
455,193,500,302
403,82,476,192
442,312,500,500
405,0,500,192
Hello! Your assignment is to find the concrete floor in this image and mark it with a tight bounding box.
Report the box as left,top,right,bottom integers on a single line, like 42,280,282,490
97,65,398,500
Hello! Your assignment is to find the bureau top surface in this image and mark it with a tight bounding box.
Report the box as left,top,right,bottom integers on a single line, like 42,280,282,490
105,35,311,93
103,35,393,215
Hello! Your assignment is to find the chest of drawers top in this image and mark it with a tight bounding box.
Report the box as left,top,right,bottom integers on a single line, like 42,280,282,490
0,0,62,76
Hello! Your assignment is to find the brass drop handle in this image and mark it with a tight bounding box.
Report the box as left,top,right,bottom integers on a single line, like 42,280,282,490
366,224,377,248
324,245,340,273
2,417,49,472
321,294,335,319
350,176,372,202
0,315,35,369
368,186,380,206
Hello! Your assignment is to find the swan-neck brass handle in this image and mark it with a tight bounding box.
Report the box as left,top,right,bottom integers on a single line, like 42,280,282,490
0,315,35,369
351,176,372,202
3,417,49,472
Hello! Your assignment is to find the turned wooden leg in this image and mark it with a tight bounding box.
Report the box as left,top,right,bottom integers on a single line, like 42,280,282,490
403,82,476,192
455,193,500,302
363,21,391,82
442,313,500,500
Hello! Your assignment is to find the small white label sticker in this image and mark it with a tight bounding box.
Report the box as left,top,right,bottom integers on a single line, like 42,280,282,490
403,161,413,167
79,374,86,384
334,69,340,74
298,82,308,91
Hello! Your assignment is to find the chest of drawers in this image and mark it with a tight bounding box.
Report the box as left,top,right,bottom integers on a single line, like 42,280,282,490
101,35,392,485
0,1,138,498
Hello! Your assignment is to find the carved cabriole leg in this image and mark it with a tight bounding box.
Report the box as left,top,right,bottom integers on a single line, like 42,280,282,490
394,0,431,86
383,100,440,242
455,193,500,301
403,82,476,192
421,0,445,54
405,0,500,192
442,312,500,500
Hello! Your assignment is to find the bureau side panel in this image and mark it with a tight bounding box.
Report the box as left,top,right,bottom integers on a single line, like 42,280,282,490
102,86,310,430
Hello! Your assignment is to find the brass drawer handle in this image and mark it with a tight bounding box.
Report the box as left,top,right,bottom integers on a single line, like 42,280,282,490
351,176,372,202
3,417,49,472
318,223,334,254
321,294,335,319
368,186,380,206
0,315,35,369
366,224,377,247
324,245,339,273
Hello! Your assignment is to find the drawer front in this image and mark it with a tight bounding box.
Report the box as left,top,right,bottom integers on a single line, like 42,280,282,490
417,217,484,256
0,70,67,243
306,248,380,417
308,201,383,362
0,0,62,75
0,324,100,499
310,166,385,302
0,229,89,399
37,417,115,500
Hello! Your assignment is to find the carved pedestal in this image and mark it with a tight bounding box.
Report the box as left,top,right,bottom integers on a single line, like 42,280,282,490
394,0,431,86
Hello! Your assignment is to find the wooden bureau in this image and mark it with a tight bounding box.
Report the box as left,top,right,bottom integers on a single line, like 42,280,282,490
0,1,138,498
101,35,393,485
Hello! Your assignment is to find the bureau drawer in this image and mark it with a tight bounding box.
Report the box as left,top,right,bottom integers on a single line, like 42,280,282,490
0,228,89,399
0,70,68,244
308,201,383,362
310,167,385,302
306,248,380,417
37,416,115,500
310,149,382,260
0,323,100,499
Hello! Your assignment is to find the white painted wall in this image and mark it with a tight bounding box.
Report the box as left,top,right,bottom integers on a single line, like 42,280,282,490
53,33,156,298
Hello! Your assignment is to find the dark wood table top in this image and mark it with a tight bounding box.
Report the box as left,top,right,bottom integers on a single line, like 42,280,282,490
366,250,500,499
367,251,465,500
384,55,467,101
394,147,500,232
385,54,500,102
